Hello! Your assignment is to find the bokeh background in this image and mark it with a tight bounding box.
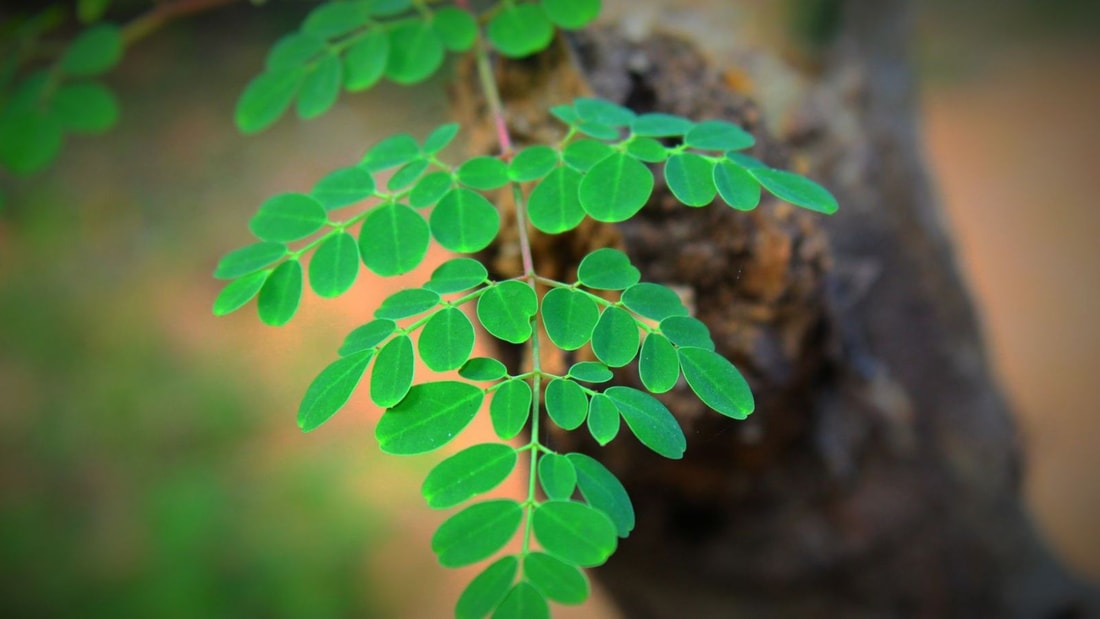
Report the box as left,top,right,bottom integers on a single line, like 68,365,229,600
1,1,1097,616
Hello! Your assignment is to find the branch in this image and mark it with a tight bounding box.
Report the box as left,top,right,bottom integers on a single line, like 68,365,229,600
123,0,243,47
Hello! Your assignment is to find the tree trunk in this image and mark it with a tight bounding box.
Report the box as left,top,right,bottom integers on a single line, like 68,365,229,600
453,0,1099,616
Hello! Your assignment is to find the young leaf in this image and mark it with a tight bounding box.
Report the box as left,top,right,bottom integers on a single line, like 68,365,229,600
585,394,620,446
309,231,359,298
424,257,487,294
523,552,590,605
579,153,654,222
339,318,397,356
659,315,714,350
455,556,518,619
267,33,326,71
494,582,549,619
257,259,303,326
312,166,375,210
591,306,640,368
418,307,475,372
343,29,390,92
59,24,122,77
296,52,343,119
545,378,588,431
51,82,119,134
664,152,717,207
604,386,686,459
508,145,559,182
235,69,303,134
431,499,523,567
684,120,755,151
376,380,484,454
249,193,327,243
456,156,509,190
677,346,754,419
527,167,584,234
490,378,532,440
538,453,577,501
532,500,618,567
750,168,839,214
385,20,444,84
422,122,460,154
458,357,507,382
409,171,454,208
214,241,287,279
432,7,478,52
630,112,693,137
359,203,429,276
487,4,553,58
562,139,614,172
297,349,374,432
621,282,689,320
387,158,429,190
639,333,679,393
576,248,639,290
212,270,269,316
370,334,414,408
302,1,371,38
375,287,440,319
540,0,601,29
575,97,635,127
625,137,669,163
567,361,613,384
477,281,537,344
567,453,635,537
422,443,518,509
361,133,420,171
541,287,599,351
430,188,500,253
713,160,761,211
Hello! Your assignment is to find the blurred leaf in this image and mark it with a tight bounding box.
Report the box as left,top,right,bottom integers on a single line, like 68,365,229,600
387,158,428,190
684,120,754,151
298,350,374,431
541,287,599,350
455,556,518,619
456,156,509,190
508,145,559,182
422,443,517,508
385,20,444,84
561,139,613,171
678,346,754,419
487,5,553,57
422,122,460,154
249,193,327,242
50,81,119,134
575,97,634,126
343,29,389,91
432,7,478,51
540,0,600,29
418,307,475,371
532,500,617,567
477,281,536,344
309,232,359,298
266,32,326,71
235,69,303,134
605,386,685,459
490,378,531,440
212,270,269,316
369,334,414,408
579,153,654,222
0,109,63,174
257,259,303,326
213,241,287,279
368,0,413,16
59,24,122,77
296,52,342,119
361,133,419,171
376,381,483,454
77,0,112,23
409,170,454,208
358,203,429,276
567,453,634,536
538,453,577,501
624,136,668,163
591,306,639,367
430,188,500,253
311,166,375,210
303,1,372,39
524,552,589,604
630,112,693,137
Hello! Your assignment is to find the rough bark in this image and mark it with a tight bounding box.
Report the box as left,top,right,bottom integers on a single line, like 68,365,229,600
453,0,1099,616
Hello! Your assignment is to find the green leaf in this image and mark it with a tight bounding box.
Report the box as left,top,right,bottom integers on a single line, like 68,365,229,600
376,380,483,454
713,160,761,211
50,82,119,134
727,152,766,169
303,1,371,38
532,501,617,567
567,361,612,383
625,137,669,163
375,287,441,319
585,394,619,446
639,333,679,393
296,52,342,119
359,203,429,276
621,282,688,320
575,97,635,126
361,133,420,171
574,121,620,141
456,156,509,190
430,188,500,253
298,349,374,431
409,171,454,208
684,120,754,151
459,357,508,382
266,33,326,71
493,583,549,619
591,306,639,367
550,104,580,126
431,499,522,567
423,122,460,154
604,386,685,459
425,257,487,294
490,378,531,440
541,288,599,351
312,166,375,210
59,24,122,77
419,307,475,371
576,248,639,290
212,270,269,316
538,453,577,501
579,153,654,222
523,552,589,605
545,378,588,431
540,0,600,29
630,112,693,137
432,7,478,51
343,29,389,91
664,152,717,207
309,232,359,298
508,145,559,182
339,318,396,356
477,281,537,344
561,139,614,172
567,452,634,536
455,556,518,619
422,443,517,509
368,0,413,16
0,110,62,174
487,5,553,58
235,69,302,134
659,316,714,350
257,259,303,326
388,158,429,191
249,193,327,242
527,167,584,234
77,0,111,23
750,167,838,214
370,334,414,408
677,346,754,419
214,241,287,279
385,20,444,84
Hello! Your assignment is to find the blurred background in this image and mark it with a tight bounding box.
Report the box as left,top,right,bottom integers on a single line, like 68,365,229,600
0,0,1097,616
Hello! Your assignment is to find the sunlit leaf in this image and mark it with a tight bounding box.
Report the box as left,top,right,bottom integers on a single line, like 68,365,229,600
375,287,440,319
298,349,373,431
664,152,717,207
508,145,559,182
312,166,375,210
431,499,522,567
527,167,584,234
487,4,553,58
604,386,685,459
387,158,429,191
423,122,460,154
309,232,359,298
493,582,549,619
214,241,287,279
532,500,617,567
684,120,754,151
567,361,612,384
659,315,714,350
456,155,509,190
425,257,487,294
624,137,668,163
249,193,327,242
359,203,429,276
458,357,507,382
376,380,483,454
343,29,389,91
432,7,478,51
257,259,303,326
575,97,634,126
409,170,454,208
419,307,475,371
212,270,269,316
630,112,693,137
677,346,754,419
385,20,444,84
422,443,517,508
370,334,414,408
561,139,613,172
339,318,396,356
713,159,760,211
361,133,419,171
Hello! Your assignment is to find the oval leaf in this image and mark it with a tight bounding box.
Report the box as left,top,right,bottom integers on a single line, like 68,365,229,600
579,153,654,222
214,241,287,279
576,248,639,290
431,499,522,567
359,203,429,276
490,378,531,440
370,334,414,408
523,552,589,605
418,307,475,372
309,232,359,298
567,361,612,384
455,556,518,619
477,281,537,344
343,29,390,91
339,318,397,356
312,166,375,210
422,443,517,509
620,282,688,320
604,386,685,459
376,380,484,454
508,145,559,182
545,378,588,431
538,453,577,501
750,167,839,214
458,357,508,382
567,452,635,537
487,5,553,58
541,287,599,351
713,159,761,211
257,259,302,326
586,393,620,446
532,500,617,567
639,333,679,394
677,346,754,419
235,69,302,134
659,315,714,350
425,257,487,294
430,188,500,253
375,287,441,319
456,156,509,190
684,120,755,151
296,52,342,119
591,306,640,368
298,350,374,431
212,270,269,316
385,21,444,84
432,7,478,52
493,582,549,619
249,193,327,242
527,167,584,234
664,152,717,207
59,24,122,77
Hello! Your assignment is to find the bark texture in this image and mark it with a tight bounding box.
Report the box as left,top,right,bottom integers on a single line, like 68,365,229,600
453,0,1099,616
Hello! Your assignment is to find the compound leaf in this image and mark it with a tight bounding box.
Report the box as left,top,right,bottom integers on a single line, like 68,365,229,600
419,307,475,371
458,357,507,382
750,167,838,214
455,556,518,619
385,20,444,84
422,443,517,509
579,153,654,222
639,333,679,394
376,380,483,454
538,453,577,501
665,152,717,207
339,318,397,356
430,188,500,253
487,4,553,58
309,232,359,298
541,287,599,351
456,155,509,190
713,159,761,211
508,145,559,182
432,7,478,51
684,120,754,151
527,166,584,234
297,349,374,432
677,346,754,419
343,29,390,91
545,378,588,431
425,257,487,294
375,287,441,319
235,69,302,134
494,582,549,619
567,453,634,537
214,241,287,279
312,166,375,210
431,499,522,567
605,386,685,459
213,270,269,316
585,394,619,446
621,282,688,321
532,500,617,567
523,552,589,605
59,24,122,77
477,281,537,344
257,259,303,326
370,334,414,408
249,193,327,242
576,248,639,290
359,203,429,276
591,306,639,368
490,378,531,440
